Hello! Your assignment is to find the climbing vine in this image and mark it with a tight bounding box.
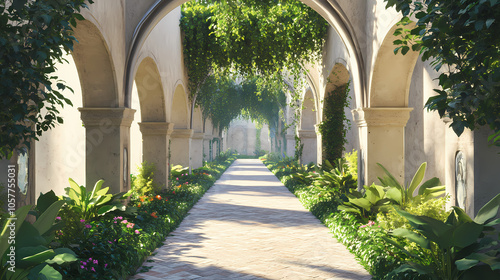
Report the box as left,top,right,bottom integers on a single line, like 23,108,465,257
180,0,328,141
318,82,351,164
0,0,93,158
384,0,500,146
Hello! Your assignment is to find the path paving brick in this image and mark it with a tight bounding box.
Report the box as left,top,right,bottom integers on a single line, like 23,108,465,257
130,159,371,280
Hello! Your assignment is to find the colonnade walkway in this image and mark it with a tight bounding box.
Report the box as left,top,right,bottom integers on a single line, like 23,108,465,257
131,159,371,280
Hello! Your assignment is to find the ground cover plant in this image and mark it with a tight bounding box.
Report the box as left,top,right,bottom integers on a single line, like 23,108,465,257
261,152,500,279
0,152,236,279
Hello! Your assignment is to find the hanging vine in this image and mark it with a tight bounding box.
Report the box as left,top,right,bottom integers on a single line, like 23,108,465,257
180,0,328,140
318,81,351,164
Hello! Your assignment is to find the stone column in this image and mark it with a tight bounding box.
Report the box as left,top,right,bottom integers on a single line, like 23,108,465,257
352,107,412,187
79,107,135,193
298,129,317,164
191,132,204,169
203,135,213,162
170,129,193,168
285,134,296,158
138,122,173,188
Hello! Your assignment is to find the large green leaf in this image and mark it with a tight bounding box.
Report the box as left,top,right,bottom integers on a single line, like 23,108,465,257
0,204,32,259
28,263,62,280
457,252,500,271
377,163,402,189
15,222,46,248
396,209,453,247
407,162,426,197
386,188,403,204
474,193,500,225
32,200,65,236
392,228,430,249
35,190,59,215
45,249,77,265
418,177,441,195
89,179,105,199
17,246,55,268
451,222,484,248
349,198,372,211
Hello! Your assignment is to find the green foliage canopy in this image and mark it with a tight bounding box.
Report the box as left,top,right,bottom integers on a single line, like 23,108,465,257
180,0,328,131
0,0,93,158
384,0,500,146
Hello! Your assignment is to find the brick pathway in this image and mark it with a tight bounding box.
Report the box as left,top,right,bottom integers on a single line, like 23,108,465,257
130,159,371,280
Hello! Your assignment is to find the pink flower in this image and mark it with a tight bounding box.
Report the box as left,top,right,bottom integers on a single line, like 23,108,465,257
85,224,92,228
56,216,61,220
135,230,140,234
104,264,108,268
113,216,123,220
91,267,96,272
121,220,128,224
80,219,85,223
176,178,179,180
126,223,135,229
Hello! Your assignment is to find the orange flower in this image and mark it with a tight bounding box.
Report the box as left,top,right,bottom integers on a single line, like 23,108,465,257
149,197,154,201
176,185,181,188
151,212,158,218
138,203,141,207
140,197,145,202
156,195,162,200
165,198,168,202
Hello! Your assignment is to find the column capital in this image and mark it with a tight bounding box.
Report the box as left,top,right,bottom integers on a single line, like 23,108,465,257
204,135,213,140
138,122,174,135
285,134,296,140
298,129,316,138
79,107,136,127
192,132,205,139
352,107,413,127
171,129,194,138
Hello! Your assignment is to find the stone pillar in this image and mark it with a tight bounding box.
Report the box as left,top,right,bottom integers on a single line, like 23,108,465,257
352,107,412,187
285,134,296,158
298,129,317,164
170,129,193,168
191,132,204,169
138,122,173,188
79,107,135,193
203,135,213,162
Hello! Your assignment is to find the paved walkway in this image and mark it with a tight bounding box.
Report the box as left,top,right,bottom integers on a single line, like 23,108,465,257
131,159,371,280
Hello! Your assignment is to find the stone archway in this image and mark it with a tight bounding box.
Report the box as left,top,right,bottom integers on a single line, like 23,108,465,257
73,19,134,193
170,84,192,168
299,89,318,164
353,23,420,186
135,57,171,187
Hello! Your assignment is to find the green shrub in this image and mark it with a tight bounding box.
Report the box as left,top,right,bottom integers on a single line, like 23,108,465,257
132,162,161,197
377,196,449,230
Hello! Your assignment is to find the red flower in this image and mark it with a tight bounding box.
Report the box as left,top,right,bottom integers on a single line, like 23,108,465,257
156,195,162,200
151,212,158,218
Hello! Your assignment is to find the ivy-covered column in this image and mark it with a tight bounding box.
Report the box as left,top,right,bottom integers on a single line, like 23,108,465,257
298,129,317,164
191,132,205,169
203,135,213,162
353,107,412,187
138,122,174,188
79,108,135,193
170,129,193,168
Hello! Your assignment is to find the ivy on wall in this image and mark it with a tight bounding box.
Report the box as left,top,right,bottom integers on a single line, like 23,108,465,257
0,0,93,158
318,82,351,164
384,0,500,146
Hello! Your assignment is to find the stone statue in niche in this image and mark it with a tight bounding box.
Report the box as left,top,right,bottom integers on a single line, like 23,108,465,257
455,151,467,211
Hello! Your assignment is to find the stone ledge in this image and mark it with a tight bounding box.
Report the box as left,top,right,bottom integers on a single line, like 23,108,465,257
171,129,194,138
352,107,413,127
138,122,174,135
79,107,136,127
298,130,317,138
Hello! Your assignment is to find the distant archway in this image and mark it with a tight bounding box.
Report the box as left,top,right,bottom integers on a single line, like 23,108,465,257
299,89,318,164
170,83,192,167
